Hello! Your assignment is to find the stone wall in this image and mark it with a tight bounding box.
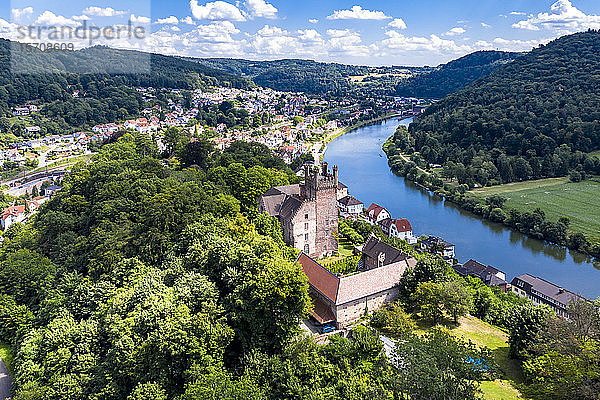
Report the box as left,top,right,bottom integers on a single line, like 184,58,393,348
334,287,399,328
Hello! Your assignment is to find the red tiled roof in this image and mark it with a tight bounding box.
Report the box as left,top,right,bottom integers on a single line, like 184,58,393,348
367,203,387,218
2,205,25,220
394,218,412,232
297,253,339,303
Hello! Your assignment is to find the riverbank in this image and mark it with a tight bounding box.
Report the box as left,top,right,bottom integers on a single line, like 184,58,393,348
383,126,600,261
311,112,400,162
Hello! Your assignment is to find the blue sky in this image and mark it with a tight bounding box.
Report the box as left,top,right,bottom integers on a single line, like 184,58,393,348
2,0,600,66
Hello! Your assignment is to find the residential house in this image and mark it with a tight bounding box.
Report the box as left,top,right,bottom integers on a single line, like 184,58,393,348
453,259,510,292
338,195,363,216
378,218,417,244
511,274,585,318
336,182,348,200
1,200,39,231
44,185,62,198
24,126,41,135
418,236,455,259
13,107,30,116
366,203,391,224
359,234,418,271
326,120,338,130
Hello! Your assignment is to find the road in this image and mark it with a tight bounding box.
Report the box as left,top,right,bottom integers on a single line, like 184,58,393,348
0,357,11,400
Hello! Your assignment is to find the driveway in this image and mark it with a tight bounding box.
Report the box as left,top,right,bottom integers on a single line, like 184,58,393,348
0,357,11,400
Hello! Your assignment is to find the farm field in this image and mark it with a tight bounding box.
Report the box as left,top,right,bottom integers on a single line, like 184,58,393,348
470,178,600,238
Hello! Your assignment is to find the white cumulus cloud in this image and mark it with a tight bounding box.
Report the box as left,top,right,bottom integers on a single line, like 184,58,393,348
444,27,466,36
156,16,179,24
82,6,127,17
388,18,407,30
35,11,81,27
130,14,151,24
309,18,318,24
245,0,278,19
190,0,246,21
379,30,471,55
512,0,600,33
11,7,34,22
181,16,196,25
327,6,390,20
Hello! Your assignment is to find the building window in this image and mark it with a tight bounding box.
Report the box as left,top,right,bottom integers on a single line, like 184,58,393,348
305,213,309,219
326,229,329,236
304,244,309,253
325,219,329,226
305,222,309,230
305,233,309,240
324,245,327,251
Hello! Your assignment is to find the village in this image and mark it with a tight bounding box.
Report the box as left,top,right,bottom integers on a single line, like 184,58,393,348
3,86,428,177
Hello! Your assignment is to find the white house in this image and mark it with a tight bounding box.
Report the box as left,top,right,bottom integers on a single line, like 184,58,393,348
337,182,348,200
366,203,391,224
338,195,364,215
1,200,39,231
378,218,417,244
419,236,455,259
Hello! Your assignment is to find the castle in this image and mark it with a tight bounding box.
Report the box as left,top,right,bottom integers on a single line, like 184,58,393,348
258,163,339,259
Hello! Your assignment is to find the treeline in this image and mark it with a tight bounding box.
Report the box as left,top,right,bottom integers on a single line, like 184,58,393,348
405,30,600,185
384,140,600,258
395,50,520,99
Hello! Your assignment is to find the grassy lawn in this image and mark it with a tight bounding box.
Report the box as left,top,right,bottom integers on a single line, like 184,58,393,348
413,316,525,399
450,316,525,400
470,177,600,238
0,343,14,377
319,238,355,263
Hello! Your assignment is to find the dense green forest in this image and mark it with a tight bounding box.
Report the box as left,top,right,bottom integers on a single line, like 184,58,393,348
0,40,252,129
193,57,429,95
395,50,520,99
401,30,600,185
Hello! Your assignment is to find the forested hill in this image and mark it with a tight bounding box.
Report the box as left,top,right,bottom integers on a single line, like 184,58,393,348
192,57,429,95
403,30,600,185
395,50,520,99
0,39,252,123
193,58,368,94
2,40,251,89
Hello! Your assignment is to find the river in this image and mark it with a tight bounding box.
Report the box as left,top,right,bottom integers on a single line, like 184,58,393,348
323,117,600,299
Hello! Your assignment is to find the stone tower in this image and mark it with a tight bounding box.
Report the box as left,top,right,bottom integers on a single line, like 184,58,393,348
300,163,339,256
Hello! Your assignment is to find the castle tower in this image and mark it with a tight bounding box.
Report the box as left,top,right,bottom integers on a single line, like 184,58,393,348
305,163,339,257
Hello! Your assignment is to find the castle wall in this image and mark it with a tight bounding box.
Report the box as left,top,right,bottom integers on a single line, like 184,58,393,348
289,202,317,257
